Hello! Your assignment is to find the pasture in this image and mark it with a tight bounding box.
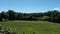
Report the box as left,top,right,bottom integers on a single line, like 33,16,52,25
0,20,60,34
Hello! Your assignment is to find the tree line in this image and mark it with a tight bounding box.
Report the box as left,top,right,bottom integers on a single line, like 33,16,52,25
0,10,60,23
0,10,44,21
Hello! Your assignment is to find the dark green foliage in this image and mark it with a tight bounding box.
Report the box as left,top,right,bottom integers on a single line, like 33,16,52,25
45,10,60,23
0,10,44,21
7,10,16,20
0,13,3,22
0,26,16,34
0,10,60,23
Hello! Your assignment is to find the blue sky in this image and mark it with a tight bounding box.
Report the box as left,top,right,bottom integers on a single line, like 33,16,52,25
0,0,60,13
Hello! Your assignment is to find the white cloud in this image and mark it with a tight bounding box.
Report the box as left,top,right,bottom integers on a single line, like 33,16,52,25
53,7,60,10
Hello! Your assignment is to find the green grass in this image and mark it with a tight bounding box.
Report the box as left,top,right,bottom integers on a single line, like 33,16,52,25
0,20,60,34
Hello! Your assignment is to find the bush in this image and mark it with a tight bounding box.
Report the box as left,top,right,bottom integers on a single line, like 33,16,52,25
0,26,16,34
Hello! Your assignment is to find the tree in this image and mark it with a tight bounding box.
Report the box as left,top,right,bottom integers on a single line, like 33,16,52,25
46,10,60,23
7,10,16,20
0,13,3,22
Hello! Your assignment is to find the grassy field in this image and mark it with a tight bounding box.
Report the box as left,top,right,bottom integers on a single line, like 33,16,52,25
0,20,60,34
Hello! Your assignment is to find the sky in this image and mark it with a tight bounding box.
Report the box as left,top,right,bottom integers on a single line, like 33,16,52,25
0,0,60,13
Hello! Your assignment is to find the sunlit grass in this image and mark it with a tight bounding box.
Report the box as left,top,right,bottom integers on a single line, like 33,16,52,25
0,20,60,34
